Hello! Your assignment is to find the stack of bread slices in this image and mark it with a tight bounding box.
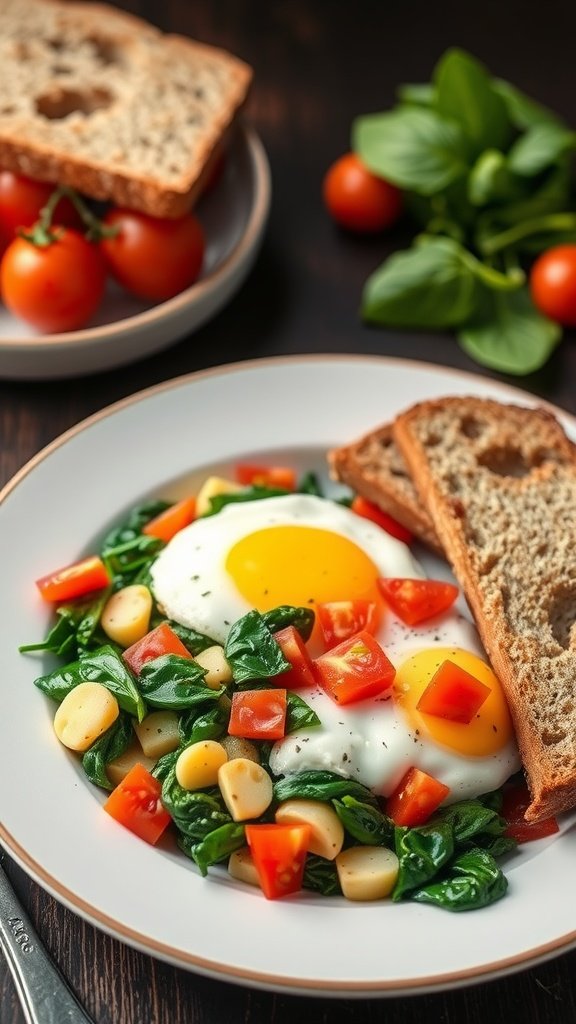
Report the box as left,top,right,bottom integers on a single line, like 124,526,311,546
330,396,576,825
0,0,253,216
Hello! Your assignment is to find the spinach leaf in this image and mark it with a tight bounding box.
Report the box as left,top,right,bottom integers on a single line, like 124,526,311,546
274,770,378,806
20,590,113,658
333,796,393,847
354,106,469,195
261,605,315,642
20,605,82,657
203,486,289,517
458,286,561,374
137,654,222,709
101,502,167,586
362,237,479,329
434,49,511,157
225,609,290,683
82,714,134,791
179,823,246,877
437,797,508,847
286,692,320,733
410,848,508,911
151,748,180,783
35,645,146,722
392,821,454,900
101,501,169,549
178,703,229,745
298,472,323,497
303,856,341,896
161,772,232,839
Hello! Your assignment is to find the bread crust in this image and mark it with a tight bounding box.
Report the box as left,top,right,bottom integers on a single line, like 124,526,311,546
393,396,576,823
328,424,443,554
0,0,253,216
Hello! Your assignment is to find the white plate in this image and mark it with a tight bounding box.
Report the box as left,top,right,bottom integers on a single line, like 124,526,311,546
0,126,270,381
1,355,575,997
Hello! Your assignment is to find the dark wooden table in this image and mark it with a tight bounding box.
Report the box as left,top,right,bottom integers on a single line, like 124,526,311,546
2,1,576,1021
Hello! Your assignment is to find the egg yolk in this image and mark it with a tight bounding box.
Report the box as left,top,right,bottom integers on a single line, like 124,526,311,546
394,647,513,756
225,524,382,615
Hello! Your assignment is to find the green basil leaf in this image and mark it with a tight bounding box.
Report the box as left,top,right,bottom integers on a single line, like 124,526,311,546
274,770,378,806
261,605,315,642
333,796,394,847
303,856,342,896
493,78,563,130
434,48,511,156
82,714,134,791
396,81,435,107
353,106,469,195
410,848,508,911
362,237,478,328
138,653,222,710
225,609,290,683
508,122,576,178
79,646,147,722
393,821,454,900
467,150,526,208
458,286,562,374
180,823,246,877
476,160,571,238
285,692,321,733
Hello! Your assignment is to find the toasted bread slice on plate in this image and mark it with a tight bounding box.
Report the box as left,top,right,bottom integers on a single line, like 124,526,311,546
328,423,442,554
392,396,576,823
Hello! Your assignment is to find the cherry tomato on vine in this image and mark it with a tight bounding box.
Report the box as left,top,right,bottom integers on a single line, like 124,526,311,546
0,229,107,333
322,152,403,233
530,245,576,326
0,172,81,237
101,208,205,301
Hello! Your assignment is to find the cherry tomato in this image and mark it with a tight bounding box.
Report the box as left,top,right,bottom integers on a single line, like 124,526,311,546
123,623,193,676
316,600,379,650
0,172,81,237
377,577,459,626
0,229,107,333
234,464,297,491
323,153,403,233
313,630,395,705
141,496,197,543
530,245,576,326
386,767,450,827
104,762,172,845
35,555,110,603
350,495,414,545
245,823,310,899
101,208,205,301
228,688,287,740
416,659,491,724
272,625,316,688
501,780,560,843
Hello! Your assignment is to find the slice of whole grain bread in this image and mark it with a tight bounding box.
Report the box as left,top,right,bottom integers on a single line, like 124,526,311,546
0,0,252,217
393,395,576,823
328,424,443,554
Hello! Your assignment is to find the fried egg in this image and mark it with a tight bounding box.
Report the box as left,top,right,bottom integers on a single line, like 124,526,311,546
150,493,520,803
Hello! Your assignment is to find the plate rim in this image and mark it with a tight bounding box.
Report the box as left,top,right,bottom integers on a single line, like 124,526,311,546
0,123,270,353
1,353,576,997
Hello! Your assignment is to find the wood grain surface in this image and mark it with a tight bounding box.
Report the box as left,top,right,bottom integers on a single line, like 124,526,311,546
1,1,575,1022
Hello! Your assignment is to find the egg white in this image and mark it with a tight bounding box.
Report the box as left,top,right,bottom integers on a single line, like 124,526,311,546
150,492,521,802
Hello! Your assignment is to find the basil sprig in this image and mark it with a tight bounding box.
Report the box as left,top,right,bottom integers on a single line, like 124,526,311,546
354,47,576,374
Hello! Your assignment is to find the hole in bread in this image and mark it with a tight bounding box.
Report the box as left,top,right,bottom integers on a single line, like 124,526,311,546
541,725,567,745
548,584,576,649
478,446,533,478
0,106,16,116
35,86,114,119
51,64,72,76
87,35,123,66
460,416,484,439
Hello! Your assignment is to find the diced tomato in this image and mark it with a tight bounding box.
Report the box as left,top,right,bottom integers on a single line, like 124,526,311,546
104,762,172,845
313,630,395,705
351,495,413,544
387,767,450,827
234,464,297,491
377,577,459,625
228,689,287,740
245,823,311,899
317,600,378,650
501,780,560,843
416,659,491,724
122,622,192,675
272,626,316,688
142,496,196,542
35,555,110,603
